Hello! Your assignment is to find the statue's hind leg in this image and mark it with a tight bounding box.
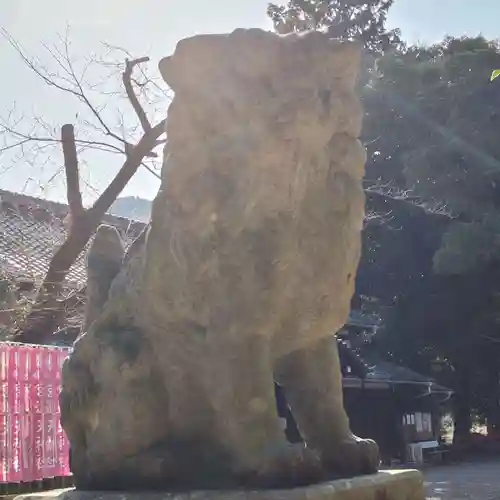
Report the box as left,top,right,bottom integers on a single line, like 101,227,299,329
275,336,379,478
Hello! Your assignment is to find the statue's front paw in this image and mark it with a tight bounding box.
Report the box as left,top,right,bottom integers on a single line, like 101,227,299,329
242,443,325,489
322,436,379,478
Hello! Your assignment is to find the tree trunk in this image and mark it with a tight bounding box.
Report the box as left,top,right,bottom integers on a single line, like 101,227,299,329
485,365,500,437
12,120,166,345
452,366,472,445
12,216,94,344
453,396,472,444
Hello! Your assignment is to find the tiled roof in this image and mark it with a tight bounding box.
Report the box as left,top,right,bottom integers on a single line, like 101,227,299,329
365,361,451,393
347,310,381,329
0,190,146,287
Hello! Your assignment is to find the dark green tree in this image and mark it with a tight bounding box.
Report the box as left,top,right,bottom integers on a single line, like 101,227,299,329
267,0,401,53
365,37,500,275
360,36,500,440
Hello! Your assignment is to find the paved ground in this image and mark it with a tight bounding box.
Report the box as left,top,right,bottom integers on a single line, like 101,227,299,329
424,460,500,500
4,463,500,500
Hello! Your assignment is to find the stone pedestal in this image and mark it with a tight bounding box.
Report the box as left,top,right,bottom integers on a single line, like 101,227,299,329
13,470,424,500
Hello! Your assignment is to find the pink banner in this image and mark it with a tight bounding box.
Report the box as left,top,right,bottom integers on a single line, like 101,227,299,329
0,342,71,483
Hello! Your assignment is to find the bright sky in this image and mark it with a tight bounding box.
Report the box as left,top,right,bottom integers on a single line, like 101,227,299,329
1,0,498,203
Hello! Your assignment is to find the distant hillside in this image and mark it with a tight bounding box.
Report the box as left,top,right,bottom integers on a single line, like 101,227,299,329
109,196,152,222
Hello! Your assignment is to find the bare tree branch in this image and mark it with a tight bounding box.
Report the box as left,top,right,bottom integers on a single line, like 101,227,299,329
123,57,152,133
0,28,166,160
141,162,161,180
61,124,84,219
1,29,170,343
0,121,126,156
88,119,166,219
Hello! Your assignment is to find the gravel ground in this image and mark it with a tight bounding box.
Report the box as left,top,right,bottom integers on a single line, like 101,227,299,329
424,460,500,500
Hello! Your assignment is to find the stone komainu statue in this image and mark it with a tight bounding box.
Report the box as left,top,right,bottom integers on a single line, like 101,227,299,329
60,29,379,491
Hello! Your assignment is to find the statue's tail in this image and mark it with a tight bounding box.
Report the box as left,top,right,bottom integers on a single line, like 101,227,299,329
83,225,124,332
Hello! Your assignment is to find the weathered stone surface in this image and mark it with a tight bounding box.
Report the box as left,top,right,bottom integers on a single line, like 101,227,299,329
82,226,124,332
13,471,425,500
60,28,375,492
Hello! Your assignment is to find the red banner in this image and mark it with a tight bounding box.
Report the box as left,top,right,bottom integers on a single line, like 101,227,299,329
0,342,71,483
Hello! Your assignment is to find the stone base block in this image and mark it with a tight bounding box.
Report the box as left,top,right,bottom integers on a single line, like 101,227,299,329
13,470,424,500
